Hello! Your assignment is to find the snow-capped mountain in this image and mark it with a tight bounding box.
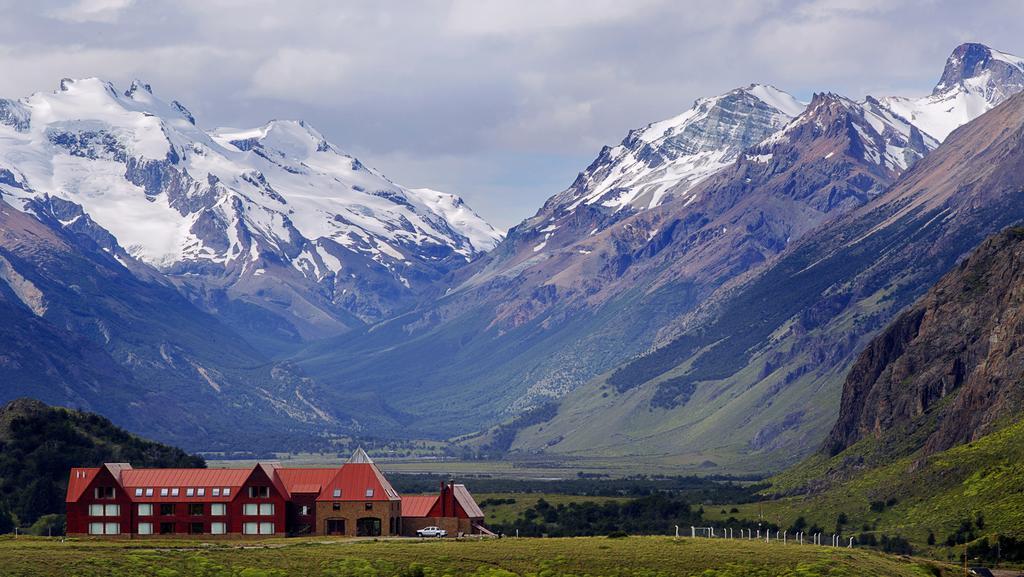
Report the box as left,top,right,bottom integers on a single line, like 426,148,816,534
0,78,501,339
879,43,1024,141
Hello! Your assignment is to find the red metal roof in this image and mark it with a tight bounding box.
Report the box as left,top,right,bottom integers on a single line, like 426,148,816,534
275,468,337,495
119,468,251,502
401,495,439,517
318,463,401,502
66,468,100,502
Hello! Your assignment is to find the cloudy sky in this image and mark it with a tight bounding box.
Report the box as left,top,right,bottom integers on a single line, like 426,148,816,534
0,0,1022,228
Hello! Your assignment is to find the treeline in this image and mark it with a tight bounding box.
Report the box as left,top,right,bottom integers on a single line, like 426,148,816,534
0,399,204,533
390,474,766,504
491,494,779,537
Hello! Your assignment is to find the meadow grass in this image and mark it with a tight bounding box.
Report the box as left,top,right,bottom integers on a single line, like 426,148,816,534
0,535,951,577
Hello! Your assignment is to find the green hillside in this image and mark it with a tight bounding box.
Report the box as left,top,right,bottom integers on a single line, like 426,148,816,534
0,398,204,530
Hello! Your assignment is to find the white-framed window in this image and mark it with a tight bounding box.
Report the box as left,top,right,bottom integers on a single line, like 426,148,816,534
197,488,206,497
145,488,153,497
223,488,231,496
134,488,143,497
138,522,153,535
211,503,226,516
258,503,274,516
212,488,221,496
138,504,153,516
171,488,179,497
243,503,258,516
365,488,374,498
333,488,341,498
186,488,195,497
259,522,274,535
243,522,258,535
88,504,104,517
211,522,227,535
160,488,169,497
299,505,310,516
89,522,120,535
104,504,120,517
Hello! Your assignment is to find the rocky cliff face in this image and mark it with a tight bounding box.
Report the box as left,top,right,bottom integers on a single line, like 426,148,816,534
826,227,1024,457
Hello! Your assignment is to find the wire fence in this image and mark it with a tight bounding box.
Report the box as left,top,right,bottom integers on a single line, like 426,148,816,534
680,526,856,548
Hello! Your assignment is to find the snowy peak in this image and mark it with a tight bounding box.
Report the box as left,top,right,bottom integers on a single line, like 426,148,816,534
0,78,501,332
934,42,1024,95
878,43,1024,142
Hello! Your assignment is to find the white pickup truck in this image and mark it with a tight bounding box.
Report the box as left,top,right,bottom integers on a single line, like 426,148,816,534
416,526,448,537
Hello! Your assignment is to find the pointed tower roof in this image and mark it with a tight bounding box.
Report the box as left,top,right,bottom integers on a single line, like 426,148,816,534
347,447,373,464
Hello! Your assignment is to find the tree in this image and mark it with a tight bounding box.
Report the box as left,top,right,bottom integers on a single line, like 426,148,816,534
0,502,14,534
927,531,936,546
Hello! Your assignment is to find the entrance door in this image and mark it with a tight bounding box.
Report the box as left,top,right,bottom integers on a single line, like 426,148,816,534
356,517,381,537
326,519,346,535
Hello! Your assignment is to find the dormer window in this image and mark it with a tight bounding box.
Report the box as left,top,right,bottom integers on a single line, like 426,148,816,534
160,488,169,497
134,488,143,497
94,486,115,499
145,488,154,497
186,488,195,497
171,488,179,497
223,488,231,496
197,488,206,497
333,488,341,498
365,488,374,498
212,488,221,496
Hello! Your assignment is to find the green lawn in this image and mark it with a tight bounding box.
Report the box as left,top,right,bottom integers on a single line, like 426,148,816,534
0,535,952,577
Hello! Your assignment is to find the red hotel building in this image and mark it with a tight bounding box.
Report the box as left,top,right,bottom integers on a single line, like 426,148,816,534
66,449,486,537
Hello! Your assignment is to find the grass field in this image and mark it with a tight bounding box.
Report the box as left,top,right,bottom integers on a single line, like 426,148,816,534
0,535,952,577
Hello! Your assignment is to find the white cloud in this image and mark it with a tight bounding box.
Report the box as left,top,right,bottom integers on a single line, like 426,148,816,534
247,49,351,102
445,0,661,35
48,0,135,23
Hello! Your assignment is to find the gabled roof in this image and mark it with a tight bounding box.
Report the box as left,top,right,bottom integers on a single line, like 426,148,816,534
453,484,484,519
401,495,440,517
66,468,100,502
276,468,337,495
318,463,400,502
348,447,373,464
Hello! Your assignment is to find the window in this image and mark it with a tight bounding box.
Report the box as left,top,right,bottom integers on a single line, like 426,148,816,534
258,503,274,516
243,503,258,516
94,486,115,499
138,522,153,535
138,504,153,517
259,522,275,535
104,523,120,535
198,488,206,497
160,504,175,516
189,504,204,516
104,504,120,517
248,486,270,498
145,488,153,497
88,523,104,535
160,522,174,535
299,505,310,516
332,488,341,498
211,503,226,516
186,488,195,497
223,488,231,496
88,504,104,517
160,488,169,497
365,488,374,498
171,488,179,497
211,522,227,535
134,488,143,497
212,488,220,496
189,522,204,535
243,522,258,535
332,502,341,511
364,503,373,511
